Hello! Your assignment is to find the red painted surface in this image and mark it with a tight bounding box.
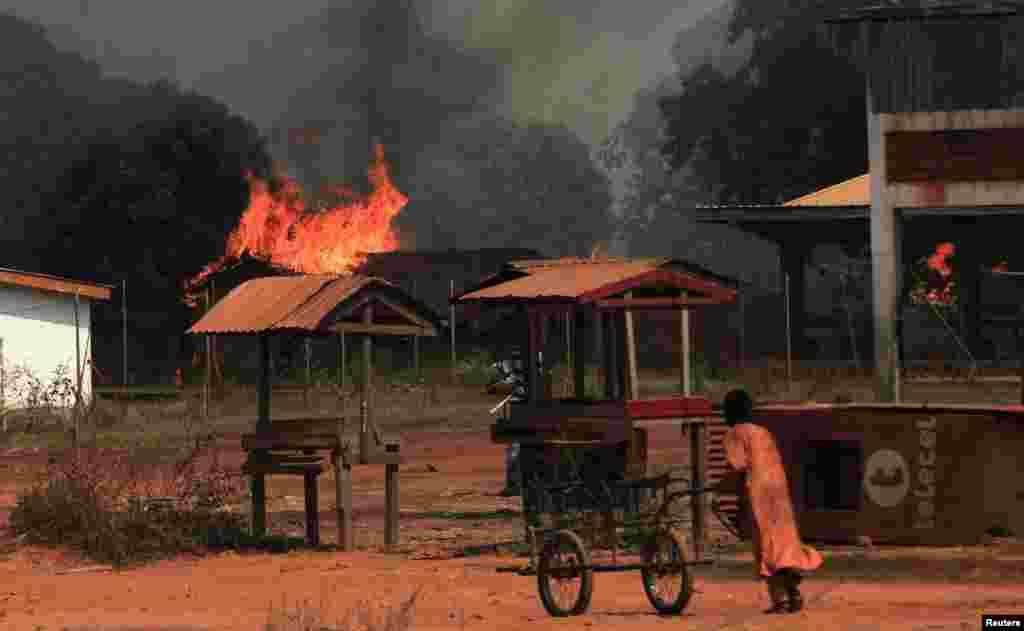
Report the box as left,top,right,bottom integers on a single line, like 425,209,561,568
627,396,713,419
916,181,947,206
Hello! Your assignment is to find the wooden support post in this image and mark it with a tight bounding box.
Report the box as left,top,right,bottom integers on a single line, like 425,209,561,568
602,311,617,400
304,338,312,409
304,471,320,547
1017,325,1024,405
412,280,420,377
689,421,706,561
681,300,692,396
573,306,586,399
615,313,628,400
73,291,81,453
360,305,373,465
251,333,272,539
334,447,353,551
624,291,639,401
339,332,346,392
385,462,399,548
257,335,271,431
524,307,538,405
538,314,551,399
204,287,212,420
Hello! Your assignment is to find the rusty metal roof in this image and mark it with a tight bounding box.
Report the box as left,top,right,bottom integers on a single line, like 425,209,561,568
0,267,113,301
508,257,672,270
455,258,736,304
784,174,870,207
188,274,439,335
826,1,1023,23
275,276,372,330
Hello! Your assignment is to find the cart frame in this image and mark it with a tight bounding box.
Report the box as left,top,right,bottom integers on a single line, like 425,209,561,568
453,258,739,616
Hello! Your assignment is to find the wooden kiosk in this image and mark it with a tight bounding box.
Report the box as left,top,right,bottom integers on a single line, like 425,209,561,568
188,274,439,550
454,258,737,558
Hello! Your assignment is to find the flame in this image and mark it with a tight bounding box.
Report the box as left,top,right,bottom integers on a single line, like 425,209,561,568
184,143,405,305
926,242,955,278
918,242,956,306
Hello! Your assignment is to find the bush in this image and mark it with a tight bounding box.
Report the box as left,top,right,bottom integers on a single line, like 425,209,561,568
9,443,248,567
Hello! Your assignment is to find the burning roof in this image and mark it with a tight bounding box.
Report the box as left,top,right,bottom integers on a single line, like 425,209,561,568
188,274,441,336
185,143,407,305
453,257,737,305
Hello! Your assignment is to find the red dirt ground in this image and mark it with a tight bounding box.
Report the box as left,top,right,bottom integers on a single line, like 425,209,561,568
2,425,1023,630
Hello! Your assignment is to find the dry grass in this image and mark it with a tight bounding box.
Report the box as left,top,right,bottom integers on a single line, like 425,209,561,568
264,585,421,631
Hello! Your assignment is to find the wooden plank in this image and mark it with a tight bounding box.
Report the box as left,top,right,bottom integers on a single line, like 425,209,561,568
331,322,436,336
385,463,399,548
600,311,612,399
689,421,707,561
304,471,320,546
361,450,405,465
257,455,323,465
596,297,721,309
360,303,373,465
681,304,691,396
242,462,324,476
251,472,266,538
573,306,586,399
268,417,346,434
886,128,1024,182
242,434,340,451
624,291,639,401
334,449,353,551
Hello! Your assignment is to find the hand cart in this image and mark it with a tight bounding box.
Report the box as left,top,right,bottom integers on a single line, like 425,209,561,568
497,471,713,617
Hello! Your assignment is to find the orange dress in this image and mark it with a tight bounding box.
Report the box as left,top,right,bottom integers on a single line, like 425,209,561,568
723,422,823,578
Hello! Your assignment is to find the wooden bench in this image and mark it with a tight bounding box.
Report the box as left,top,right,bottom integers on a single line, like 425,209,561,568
241,416,405,549
241,451,326,546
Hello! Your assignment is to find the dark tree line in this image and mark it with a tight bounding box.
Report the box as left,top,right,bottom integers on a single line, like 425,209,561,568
2,13,271,377
658,0,869,205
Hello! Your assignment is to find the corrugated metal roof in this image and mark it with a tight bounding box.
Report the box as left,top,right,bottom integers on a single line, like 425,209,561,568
0,267,113,301
827,1,1022,23
188,274,438,335
275,276,373,330
783,174,870,207
190,275,334,334
508,257,671,270
456,259,735,304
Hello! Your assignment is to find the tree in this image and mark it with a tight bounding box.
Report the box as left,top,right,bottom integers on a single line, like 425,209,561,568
658,0,869,205
44,83,271,299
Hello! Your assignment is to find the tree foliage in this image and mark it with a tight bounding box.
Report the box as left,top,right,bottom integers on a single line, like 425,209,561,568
45,82,271,299
1,12,272,369
658,0,869,204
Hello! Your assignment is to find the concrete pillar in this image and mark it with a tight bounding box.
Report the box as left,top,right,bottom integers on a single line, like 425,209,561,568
868,87,902,402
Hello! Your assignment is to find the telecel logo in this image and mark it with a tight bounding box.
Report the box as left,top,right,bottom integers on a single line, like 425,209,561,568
913,416,937,529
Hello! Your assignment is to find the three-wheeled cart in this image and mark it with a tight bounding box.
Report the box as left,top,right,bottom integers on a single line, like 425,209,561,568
453,257,738,616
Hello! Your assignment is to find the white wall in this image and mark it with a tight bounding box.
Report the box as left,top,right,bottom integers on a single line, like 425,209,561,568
0,285,95,409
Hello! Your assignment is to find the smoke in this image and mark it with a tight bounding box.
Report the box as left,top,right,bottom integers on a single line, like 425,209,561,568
9,0,728,252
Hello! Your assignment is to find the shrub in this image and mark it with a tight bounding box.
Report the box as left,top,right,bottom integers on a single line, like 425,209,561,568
9,441,248,567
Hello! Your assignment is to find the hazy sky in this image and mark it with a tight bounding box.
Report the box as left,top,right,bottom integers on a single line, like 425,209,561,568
6,0,723,147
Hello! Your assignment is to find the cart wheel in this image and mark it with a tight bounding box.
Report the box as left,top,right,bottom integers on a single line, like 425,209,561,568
537,529,593,617
641,529,693,615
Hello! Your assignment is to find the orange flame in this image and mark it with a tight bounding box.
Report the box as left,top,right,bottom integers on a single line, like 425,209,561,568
184,143,405,305
926,242,955,278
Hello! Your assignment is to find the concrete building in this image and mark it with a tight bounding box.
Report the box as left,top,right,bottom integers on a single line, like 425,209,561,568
0,269,112,409
698,2,1024,400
